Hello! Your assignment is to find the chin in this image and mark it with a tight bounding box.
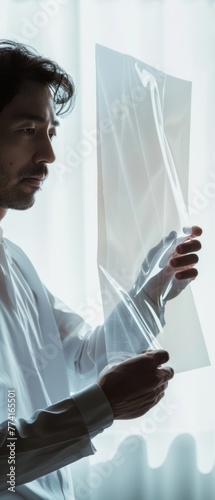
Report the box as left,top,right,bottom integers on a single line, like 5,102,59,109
9,197,36,210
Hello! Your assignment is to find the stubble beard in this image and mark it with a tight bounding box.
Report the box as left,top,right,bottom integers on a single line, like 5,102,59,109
0,184,38,210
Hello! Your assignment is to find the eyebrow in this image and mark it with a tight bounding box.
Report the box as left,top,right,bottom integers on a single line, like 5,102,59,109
11,113,60,128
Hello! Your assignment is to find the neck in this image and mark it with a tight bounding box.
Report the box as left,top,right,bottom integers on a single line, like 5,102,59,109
0,208,8,221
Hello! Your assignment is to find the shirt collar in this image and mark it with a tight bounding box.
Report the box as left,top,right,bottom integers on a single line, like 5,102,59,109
0,228,13,265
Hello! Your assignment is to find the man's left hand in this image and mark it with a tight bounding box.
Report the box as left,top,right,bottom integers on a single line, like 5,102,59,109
132,226,202,307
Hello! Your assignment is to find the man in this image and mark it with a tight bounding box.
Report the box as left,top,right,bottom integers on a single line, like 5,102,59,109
0,40,201,498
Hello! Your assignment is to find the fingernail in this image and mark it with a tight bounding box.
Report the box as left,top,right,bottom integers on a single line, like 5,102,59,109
183,227,191,235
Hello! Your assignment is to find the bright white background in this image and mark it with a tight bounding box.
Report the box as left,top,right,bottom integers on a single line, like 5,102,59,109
1,0,215,494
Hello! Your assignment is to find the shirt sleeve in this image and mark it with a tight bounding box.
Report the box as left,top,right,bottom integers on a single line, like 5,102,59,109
73,383,114,439
45,287,164,392
0,384,113,493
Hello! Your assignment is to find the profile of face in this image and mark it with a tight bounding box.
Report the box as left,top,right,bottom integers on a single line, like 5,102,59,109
0,80,59,214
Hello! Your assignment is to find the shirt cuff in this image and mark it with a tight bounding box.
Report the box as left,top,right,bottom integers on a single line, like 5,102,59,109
72,383,114,439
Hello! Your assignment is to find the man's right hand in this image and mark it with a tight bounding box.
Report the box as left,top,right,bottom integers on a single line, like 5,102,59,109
98,350,174,420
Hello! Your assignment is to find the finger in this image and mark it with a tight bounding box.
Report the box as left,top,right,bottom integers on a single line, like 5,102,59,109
176,239,202,255
146,349,170,366
152,388,166,406
175,268,198,280
156,380,169,391
183,226,202,237
167,231,177,241
127,387,167,416
191,225,203,237
170,253,199,268
155,390,165,404
157,366,174,382
126,386,165,405
116,397,161,420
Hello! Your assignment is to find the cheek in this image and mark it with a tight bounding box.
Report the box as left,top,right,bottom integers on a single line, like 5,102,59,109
0,162,12,175
0,161,19,181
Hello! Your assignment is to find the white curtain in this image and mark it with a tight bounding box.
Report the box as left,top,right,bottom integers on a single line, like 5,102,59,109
1,0,215,498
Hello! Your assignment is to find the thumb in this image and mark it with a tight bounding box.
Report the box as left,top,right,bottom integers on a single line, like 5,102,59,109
151,349,170,366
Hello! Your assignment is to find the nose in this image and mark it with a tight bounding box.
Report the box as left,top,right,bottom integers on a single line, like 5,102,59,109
32,135,56,165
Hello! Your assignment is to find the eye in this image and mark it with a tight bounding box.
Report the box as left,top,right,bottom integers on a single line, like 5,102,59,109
23,128,35,135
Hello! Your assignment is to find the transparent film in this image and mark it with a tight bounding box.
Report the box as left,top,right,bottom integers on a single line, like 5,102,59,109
96,45,209,372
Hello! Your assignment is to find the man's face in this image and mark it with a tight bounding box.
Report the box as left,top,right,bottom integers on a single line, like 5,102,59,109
0,80,59,211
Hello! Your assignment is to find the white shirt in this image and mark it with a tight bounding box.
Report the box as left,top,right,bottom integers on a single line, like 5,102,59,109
0,231,161,498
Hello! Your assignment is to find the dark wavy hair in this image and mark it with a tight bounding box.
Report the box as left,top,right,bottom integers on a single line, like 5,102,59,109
0,39,76,116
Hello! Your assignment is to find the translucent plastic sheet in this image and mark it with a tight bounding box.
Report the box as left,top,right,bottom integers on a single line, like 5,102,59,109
96,44,209,372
